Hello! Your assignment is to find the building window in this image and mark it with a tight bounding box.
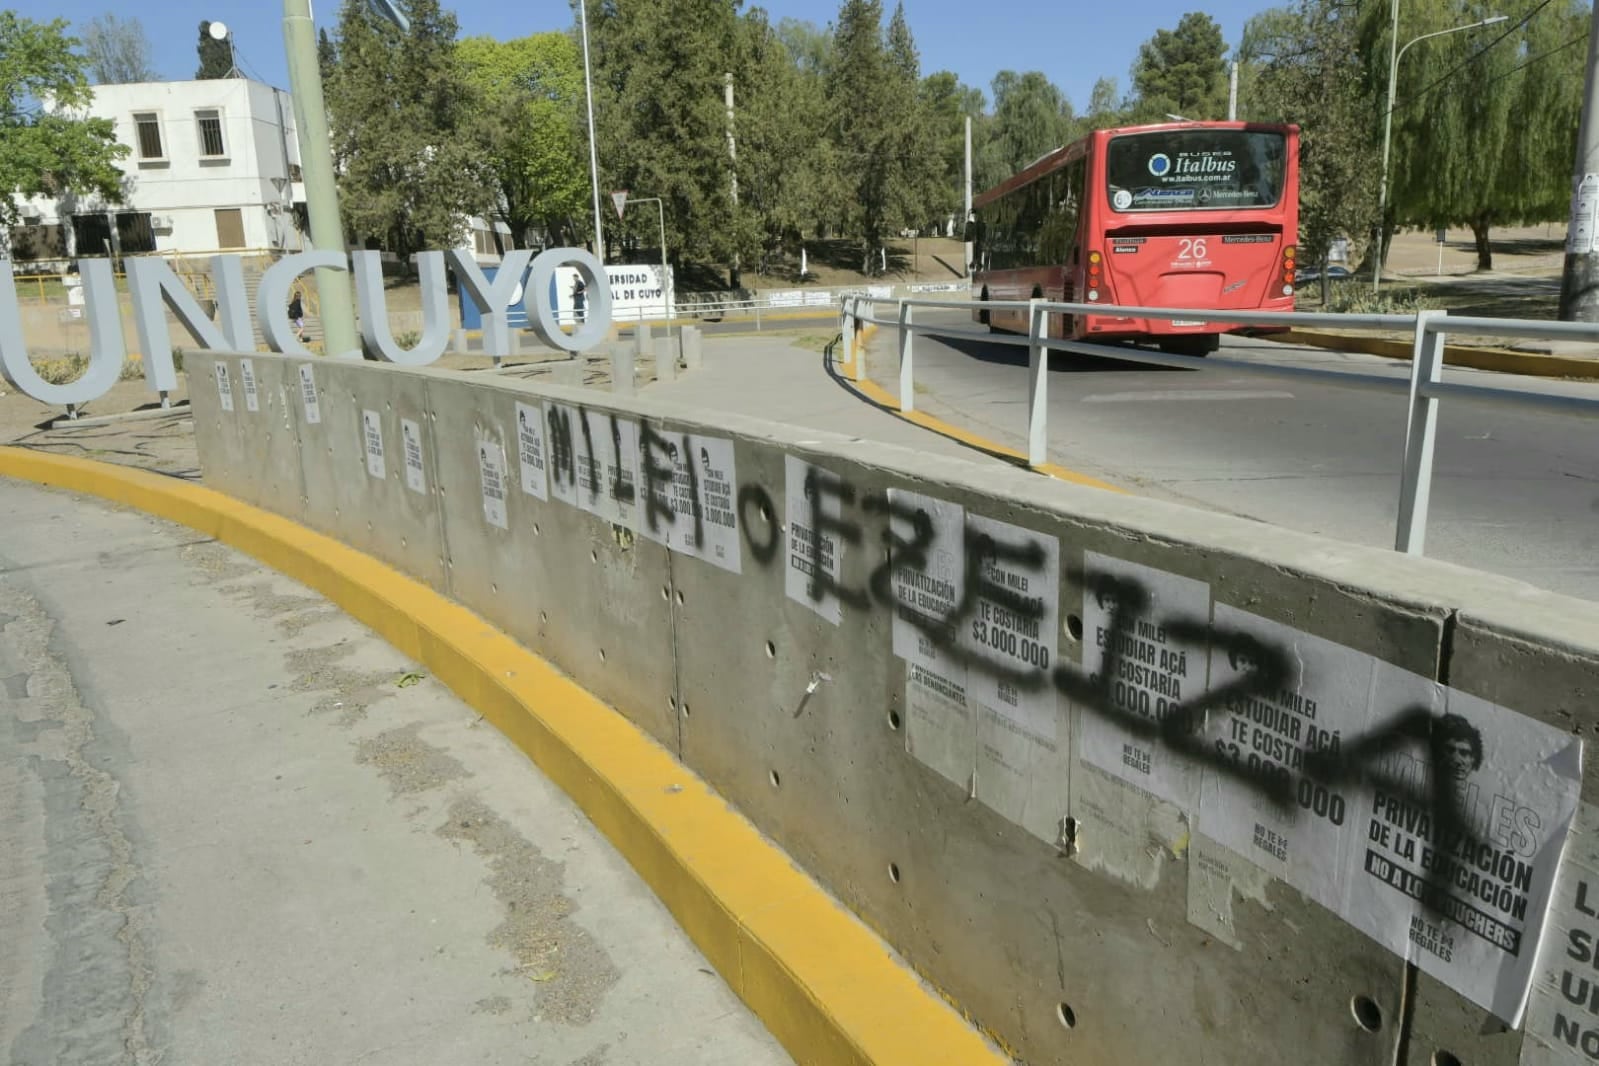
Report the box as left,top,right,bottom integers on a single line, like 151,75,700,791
195,109,226,158
214,208,245,249
133,113,164,160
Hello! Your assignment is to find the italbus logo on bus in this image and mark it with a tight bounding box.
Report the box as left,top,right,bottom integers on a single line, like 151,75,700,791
0,247,612,407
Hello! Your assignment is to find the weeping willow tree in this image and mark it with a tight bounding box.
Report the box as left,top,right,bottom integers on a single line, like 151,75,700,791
1243,0,1382,283
1364,0,1589,270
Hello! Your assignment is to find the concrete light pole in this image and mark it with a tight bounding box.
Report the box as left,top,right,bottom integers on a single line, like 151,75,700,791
577,0,605,262
1372,12,1508,293
1558,10,1599,320
281,0,409,357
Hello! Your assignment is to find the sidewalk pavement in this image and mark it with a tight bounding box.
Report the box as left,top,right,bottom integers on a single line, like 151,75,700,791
0,479,791,1066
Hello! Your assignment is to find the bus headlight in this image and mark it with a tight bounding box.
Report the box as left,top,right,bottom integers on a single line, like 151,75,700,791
1282,285,1293,296
1087,290,1100,302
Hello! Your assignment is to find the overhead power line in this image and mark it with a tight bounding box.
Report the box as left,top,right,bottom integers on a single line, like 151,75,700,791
1393,0,1558,112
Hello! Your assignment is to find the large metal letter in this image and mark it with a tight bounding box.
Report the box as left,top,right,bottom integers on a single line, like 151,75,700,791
258,250,355,357
352,250,450,365
0,259,127,407
126,255,252,393
449,249,535,359
525,248,610,352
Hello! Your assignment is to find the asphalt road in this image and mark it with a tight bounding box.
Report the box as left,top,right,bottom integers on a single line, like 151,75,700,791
866,309,1599,601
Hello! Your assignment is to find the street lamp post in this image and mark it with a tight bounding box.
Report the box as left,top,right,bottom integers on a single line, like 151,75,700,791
281,0,409,358
1373,12,1508,293
577,0,605,261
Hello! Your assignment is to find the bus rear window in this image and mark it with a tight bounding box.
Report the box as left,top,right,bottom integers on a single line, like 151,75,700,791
1106,130,1286,212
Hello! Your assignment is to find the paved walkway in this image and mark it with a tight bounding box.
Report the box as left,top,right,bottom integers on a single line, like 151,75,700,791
0,479,790,1066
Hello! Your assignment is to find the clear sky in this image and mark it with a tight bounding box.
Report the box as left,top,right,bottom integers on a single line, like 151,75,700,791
40,0,1263,111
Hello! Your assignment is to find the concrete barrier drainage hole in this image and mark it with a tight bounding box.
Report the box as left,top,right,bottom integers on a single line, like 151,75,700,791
1055,1003,1076,1030
1350,994,1383,1032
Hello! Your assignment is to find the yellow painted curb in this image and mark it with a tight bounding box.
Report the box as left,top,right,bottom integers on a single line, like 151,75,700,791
841,323,1124,494
1279,329,1599,379
0,447,1006,1066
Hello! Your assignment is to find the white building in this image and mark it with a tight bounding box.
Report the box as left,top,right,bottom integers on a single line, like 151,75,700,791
11,77,309,267
10,76,514,271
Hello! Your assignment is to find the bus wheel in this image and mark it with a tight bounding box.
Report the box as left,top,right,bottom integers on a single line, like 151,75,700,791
978,290,992,328
1159,334,1219,357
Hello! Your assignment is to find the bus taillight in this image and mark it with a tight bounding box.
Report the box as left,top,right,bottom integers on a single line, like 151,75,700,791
1087,250,1103,302
1282,245,1296,295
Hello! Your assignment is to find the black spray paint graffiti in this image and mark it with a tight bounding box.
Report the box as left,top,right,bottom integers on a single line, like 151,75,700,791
747,471,1516,932
539,416,1518,931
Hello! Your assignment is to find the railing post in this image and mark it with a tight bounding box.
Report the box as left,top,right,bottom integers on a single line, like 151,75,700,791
1027,298,1049,468
1395,309,1448,554
842,297,856,369
898,302,915,413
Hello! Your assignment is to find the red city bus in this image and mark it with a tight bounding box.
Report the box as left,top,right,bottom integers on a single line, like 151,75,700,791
969,121,1299,355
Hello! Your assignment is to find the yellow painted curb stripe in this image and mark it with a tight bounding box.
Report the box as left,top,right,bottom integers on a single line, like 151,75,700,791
1279,329,1599,379
0,447,1005,1066
840,323,1124,494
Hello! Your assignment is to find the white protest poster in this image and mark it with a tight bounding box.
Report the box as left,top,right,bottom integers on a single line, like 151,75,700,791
298,364,321,424
690,436,741,573
542,402,580,507
238,358,259,412
1519,803,1599,1064
1197,606,1393,915
1076,552,1212,811
784,455,845,625
567,407,636,527
400,418,427,495
975,700,1072,847
476,436,509,530
906,660,976,790
214,363,234,412
361,409,385,481
633,430,740,573
962,513,1060,743
1342,684,1582,1024
888,489,965,673
514,401,548,501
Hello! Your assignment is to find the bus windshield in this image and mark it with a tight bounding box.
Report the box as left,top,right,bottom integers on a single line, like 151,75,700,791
1106,129,1287,213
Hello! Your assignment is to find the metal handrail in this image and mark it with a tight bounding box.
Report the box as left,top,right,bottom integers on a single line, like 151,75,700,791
839,293,1599,561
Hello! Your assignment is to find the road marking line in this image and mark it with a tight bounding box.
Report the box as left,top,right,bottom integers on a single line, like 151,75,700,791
0,446,1008,1066
843,325,1125,493
1081,389,1295,403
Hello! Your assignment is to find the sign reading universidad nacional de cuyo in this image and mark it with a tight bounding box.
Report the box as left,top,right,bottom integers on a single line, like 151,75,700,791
0,247,612,407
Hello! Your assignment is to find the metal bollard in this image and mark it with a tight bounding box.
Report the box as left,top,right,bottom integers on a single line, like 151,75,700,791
453,327,469,354
656,339,678,384
633,323,654,360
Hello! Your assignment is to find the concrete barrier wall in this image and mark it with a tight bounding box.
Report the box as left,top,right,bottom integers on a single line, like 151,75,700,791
185,350,1599,1066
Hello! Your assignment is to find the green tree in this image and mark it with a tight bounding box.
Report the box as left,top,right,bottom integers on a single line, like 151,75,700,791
195,20,232,79
325,0,496,258
920,70,984,223
827,0,924,270
1366,0,1586,269
587,0,744,270
774,17,832,75
81,14,155,84
1243,0,1380,288
457,33,589,247
733,9,839,271
975,70,1075,191
1130,11,1229,121
1085,76,1124,129
317,28,336,83
0,13,127,234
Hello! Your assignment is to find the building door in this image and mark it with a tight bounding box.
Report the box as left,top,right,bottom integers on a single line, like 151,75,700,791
214,208,246,250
